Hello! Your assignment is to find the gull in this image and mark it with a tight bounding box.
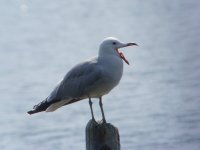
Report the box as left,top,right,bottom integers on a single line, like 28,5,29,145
27,37,137,123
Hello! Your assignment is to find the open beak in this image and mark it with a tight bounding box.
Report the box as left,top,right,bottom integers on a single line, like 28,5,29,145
118,42,138,48
126,43,138,47
116,42,138,65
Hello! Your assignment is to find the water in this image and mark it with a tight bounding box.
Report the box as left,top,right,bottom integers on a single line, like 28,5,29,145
1,0,200,149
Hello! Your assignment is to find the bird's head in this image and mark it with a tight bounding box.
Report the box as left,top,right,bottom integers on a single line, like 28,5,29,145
99,37,138,65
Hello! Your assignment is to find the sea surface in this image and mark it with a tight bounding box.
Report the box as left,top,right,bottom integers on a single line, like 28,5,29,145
0,0,200,150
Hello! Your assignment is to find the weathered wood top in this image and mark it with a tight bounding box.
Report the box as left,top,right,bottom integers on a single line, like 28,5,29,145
86,120,120,150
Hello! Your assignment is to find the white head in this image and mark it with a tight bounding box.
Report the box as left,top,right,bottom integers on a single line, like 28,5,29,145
99,37,138,65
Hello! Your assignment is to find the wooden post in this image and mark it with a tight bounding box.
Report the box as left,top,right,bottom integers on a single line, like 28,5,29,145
86,119,120,150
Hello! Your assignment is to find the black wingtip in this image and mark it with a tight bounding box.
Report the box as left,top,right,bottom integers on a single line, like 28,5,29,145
27,110,35,115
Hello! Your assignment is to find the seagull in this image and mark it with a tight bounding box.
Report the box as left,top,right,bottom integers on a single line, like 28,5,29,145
27,37,137,123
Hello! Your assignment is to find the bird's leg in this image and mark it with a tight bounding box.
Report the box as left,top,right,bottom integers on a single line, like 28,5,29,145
89,97,95,121
99,97,106,123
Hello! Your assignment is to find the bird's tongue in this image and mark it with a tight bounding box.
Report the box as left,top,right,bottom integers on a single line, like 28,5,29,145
116,48,130,65
119,51,129,65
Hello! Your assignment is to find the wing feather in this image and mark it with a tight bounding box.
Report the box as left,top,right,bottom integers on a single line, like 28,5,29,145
57,58,102,99
27,58,103,114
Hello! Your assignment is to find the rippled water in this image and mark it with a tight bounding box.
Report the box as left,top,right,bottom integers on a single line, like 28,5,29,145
1,0,200,150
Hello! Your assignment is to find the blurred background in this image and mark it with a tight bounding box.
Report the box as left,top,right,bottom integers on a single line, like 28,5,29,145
0,0,200,150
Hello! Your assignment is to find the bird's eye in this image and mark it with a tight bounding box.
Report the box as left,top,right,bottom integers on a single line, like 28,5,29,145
112,42,116,45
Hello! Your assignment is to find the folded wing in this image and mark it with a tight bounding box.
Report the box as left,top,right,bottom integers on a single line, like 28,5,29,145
27,58,102,115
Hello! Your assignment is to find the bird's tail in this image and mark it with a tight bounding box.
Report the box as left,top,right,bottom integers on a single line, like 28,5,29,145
27,99,53,115
27,98,83,115
27,109,39,115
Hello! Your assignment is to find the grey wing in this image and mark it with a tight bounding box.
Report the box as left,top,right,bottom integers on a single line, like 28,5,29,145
27,59,102,115
44,58,102,103
55,59,103,100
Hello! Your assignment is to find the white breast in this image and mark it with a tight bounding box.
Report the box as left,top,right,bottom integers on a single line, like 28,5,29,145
90,55,123,97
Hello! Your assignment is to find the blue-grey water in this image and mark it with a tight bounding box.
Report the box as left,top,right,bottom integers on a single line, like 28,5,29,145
1,0,200,150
